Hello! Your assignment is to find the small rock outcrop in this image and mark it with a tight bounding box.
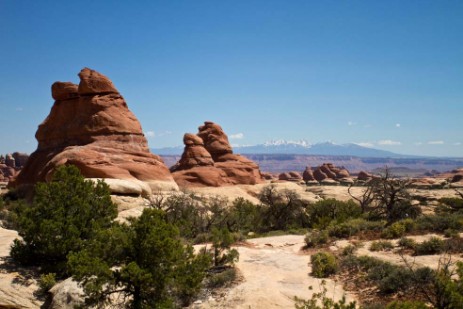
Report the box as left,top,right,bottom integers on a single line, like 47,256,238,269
303,163,352,184
279,171,302,182
357,171,374,182
302,167,315,181
0,153,27,182
12,152,29,168
171,121,263,187
10,68,178,194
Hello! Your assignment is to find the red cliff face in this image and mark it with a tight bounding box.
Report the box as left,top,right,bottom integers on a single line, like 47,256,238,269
10,68,177,193
170,121,263,188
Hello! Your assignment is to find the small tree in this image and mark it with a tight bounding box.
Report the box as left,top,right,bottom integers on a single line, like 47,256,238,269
210,227,239,268
10,165,117,274
348,183,375,214
368,167,420,224
68,208,211,308
258,185,309,230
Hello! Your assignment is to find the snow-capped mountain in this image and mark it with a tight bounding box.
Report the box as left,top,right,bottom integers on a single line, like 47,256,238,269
234,141,402,157
152,140,405,158
262,139,311,148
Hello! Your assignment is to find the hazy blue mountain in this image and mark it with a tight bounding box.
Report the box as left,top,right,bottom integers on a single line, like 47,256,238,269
151,140,405,158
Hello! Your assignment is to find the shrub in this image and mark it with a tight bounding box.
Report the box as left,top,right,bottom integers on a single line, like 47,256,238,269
311,252,337,278
304,230,329,248
307,199,361,229
294,279,356,309
444,228,459,238
328,218,384,239
68,208,211,308
206,268,237,288
397,237,416,250
10,165,117,275
381,219,414,239
369,240,394,252
385,300,428,309
445,235,463,253
210,228,239,267
258,186,309,231
437,197,463,214
414,237,445,255
415,213,463,233
341,244,358,256
227,197,260,233
38,273,56,293
376,267,414,294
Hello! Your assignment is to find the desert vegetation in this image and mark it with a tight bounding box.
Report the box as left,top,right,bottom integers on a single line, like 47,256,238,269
1,165,463,308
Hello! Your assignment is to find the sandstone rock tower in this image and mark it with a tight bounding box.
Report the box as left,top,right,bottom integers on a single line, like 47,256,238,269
170,121,263,187
10,68,178,194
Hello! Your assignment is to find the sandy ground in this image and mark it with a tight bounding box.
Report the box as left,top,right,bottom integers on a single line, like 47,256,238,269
196,235,356,309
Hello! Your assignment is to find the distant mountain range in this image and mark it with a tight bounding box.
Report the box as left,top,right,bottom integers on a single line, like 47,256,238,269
151,140,406,158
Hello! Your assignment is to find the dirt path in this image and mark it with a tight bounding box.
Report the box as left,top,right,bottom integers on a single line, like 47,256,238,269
197,235,355,309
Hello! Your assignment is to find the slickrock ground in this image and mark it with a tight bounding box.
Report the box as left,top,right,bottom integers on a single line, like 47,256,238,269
0,227,43,309
195,235,355,309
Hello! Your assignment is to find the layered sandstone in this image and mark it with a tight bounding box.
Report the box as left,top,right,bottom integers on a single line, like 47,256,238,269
303,163,352,184
171,121,263,187
10,68,177,194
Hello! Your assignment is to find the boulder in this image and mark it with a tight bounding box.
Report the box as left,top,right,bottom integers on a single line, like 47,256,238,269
4,154,15,168
170,133,215,171
357,171,373,181
77,67,118,95
337,169,350,179
307,163,351,183
289,171,302,180
197,121,232,160
302,167,315,181
313,169,328,182
451,174,463,183
12,152,29,168
171,122,263,187
51,81,79,101
261,172,276,180
320,179,339,186
320,164,337,179
49,278,84,309
278,172,292,181
10,68,178,194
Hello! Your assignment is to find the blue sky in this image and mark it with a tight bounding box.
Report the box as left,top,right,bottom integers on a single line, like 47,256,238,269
1,1,462,156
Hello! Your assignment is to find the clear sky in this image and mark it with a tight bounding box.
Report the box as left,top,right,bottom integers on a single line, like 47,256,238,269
1,1,462,157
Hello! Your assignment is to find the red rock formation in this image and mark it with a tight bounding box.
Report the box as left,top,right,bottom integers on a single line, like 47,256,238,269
278,171,302,182
303,163,352,183
4,154,15,168
313,169,328,182
12,152,29,168
302,167,315,181
357,171,373,181
171,122,263,187
0,164,16,182
10,68,177,194
261,172,276,180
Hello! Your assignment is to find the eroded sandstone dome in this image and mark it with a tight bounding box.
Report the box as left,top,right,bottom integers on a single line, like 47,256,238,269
10,68,178,194
170,121,263,187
